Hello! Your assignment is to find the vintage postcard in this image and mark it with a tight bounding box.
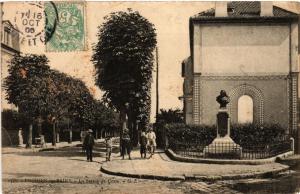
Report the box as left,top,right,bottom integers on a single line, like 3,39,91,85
1,1,300,193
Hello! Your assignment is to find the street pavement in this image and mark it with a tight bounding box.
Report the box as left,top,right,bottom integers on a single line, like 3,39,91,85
1,140,294,194
102,150,289,181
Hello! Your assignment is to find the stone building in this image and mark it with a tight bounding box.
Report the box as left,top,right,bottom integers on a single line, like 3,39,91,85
1,20,20,110
182,2,299,135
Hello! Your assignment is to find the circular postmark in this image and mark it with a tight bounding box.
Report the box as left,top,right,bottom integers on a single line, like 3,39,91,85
44,1,59,43
14,2,58,46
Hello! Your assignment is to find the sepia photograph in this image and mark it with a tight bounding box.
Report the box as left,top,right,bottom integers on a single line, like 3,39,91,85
1,1,300,193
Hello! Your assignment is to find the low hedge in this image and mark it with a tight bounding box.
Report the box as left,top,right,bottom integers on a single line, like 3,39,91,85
165,123,216,145
164,123,286,147
231,123,286,147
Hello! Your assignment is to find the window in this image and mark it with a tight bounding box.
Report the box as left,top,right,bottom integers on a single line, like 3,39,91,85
181,62,185,77
3,27,11,46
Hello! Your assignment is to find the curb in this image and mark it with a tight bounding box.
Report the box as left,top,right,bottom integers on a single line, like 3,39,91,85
166,149,294,165
100,165,185,181
100,163,291,182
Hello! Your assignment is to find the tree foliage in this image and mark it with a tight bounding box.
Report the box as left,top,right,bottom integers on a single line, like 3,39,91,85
92,9,157,128
4,54,118,133
4,54,51,120
91,100,120,129
1,109,29,130
156,109,184,125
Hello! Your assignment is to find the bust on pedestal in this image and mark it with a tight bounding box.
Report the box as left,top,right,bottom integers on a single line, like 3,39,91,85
203,90,242,159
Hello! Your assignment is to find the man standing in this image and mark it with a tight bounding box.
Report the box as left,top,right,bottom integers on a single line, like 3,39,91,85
121,128,132,160
147,127,156,157
83,129,95,162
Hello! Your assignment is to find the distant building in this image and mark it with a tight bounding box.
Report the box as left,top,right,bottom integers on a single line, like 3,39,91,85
182,2,299,135
1,20,20,110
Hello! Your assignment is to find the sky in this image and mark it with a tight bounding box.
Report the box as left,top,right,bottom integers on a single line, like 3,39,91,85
2,1,300,122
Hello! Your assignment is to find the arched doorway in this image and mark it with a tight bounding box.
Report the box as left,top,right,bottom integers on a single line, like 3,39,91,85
238,95,253,124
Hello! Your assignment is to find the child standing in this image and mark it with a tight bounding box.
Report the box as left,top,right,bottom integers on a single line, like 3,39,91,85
105,136,113,161
139,131,147,158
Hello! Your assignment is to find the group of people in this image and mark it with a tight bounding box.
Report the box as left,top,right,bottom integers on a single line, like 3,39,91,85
81,126,157,162
139,128,156,159
120,126,157,160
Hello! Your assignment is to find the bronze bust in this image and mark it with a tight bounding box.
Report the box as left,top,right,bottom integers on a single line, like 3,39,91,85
216,90,230,108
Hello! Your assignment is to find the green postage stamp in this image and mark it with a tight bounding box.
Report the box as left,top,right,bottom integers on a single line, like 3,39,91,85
45,2,86,52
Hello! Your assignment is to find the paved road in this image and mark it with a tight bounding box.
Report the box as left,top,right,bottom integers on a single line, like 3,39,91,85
2,141,294,194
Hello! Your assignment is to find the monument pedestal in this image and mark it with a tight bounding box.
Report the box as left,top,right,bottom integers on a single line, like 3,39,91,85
204,109,242,159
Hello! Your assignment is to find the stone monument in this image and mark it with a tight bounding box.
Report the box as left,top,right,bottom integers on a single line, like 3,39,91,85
203,90,242,158
18,128,23,147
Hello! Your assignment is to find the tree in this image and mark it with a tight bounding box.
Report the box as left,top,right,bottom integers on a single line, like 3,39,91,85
92,9,157,145
156,109,184,125
91,100,120,134
4,54,51,147
4,54,101,146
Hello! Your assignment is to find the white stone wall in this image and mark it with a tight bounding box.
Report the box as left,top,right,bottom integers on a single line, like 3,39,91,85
194,23,290,75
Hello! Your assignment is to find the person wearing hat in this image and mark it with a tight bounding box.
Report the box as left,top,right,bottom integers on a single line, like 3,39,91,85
83,129,95,162
121,128,132,160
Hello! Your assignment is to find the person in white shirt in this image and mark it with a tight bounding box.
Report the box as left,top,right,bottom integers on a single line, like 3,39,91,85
147,127,156,157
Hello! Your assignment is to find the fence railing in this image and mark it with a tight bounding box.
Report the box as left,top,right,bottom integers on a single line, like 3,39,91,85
168,137,292,160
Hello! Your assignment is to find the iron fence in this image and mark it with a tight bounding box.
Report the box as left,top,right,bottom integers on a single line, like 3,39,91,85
168,137,292,160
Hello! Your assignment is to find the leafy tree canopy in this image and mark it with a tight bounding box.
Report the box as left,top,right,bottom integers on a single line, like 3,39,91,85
4,54,118,130
92,9,157,126
4,54,51,120
156,109,184,125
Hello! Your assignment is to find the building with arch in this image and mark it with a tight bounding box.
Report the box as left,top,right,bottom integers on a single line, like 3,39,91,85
181,2,299,136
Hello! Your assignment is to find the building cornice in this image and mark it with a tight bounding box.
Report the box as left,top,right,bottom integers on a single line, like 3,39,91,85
1,43,20,55
190,16,298,24
198,74,289,80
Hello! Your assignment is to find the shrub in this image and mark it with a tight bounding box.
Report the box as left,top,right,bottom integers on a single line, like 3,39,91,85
165,122,286,147
1,109,29,130
231,123,286,147
165,123,216,144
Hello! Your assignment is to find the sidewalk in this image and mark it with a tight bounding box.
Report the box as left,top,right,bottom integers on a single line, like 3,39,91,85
2,143,293,183
2,140,107,182
101,150,292,181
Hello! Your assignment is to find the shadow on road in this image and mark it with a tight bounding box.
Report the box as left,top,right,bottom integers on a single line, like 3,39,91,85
13,143,119,158
68,158,104,164
4,172,45,178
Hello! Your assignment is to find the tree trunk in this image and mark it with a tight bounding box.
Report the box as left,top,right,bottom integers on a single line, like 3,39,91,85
127,112,138,147
119,109,127,155
52,122,56,146
100,129,103,139
37,122,42,137
56,133,60,143
37,116,42,137
95,129,98,140
26,123,33,148
129,119,138,147
68,127,72,144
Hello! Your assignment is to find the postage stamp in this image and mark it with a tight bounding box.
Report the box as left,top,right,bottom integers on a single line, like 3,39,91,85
45,2,86,52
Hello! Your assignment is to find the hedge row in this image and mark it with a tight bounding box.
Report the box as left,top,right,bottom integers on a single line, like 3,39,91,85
163,123,286,147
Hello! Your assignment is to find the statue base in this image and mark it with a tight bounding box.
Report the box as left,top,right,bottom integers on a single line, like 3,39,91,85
203,135,242,159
